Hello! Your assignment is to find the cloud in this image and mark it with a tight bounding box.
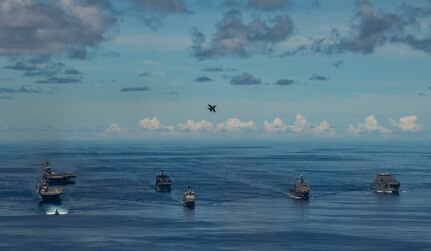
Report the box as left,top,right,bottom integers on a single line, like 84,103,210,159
4,58,65,77
63,68,82,75
348,115,391,136
138,117,161,130
309,74,329,81
191,10,294,60
195,76,213,82
136,117,256,134
264,114,336,135
177,119,214,132
289,114,310,133
127,0,190,29
275,79,296,86
333,60,344,68
217,118,256,132
120,86,151,92
0,96,13,99
203,66,236,72
231,72,262,85
129,0,189,14
311,120,335,135
311,0,321,9
223,0,291,11
138,117,174,133
264,117,287,133
138,72,153,77
169,91,179,95
0,87,41,94
0,0,116,58
247,0,291,11
104,123,127,134
389,115,422,132
35,77,81,84
282,0,431,56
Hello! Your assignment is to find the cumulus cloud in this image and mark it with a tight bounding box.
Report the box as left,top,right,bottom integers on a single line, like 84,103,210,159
0,0,116,58
177,119,214,132
191,10,294,60
231,72,262,85
282,0,431,56
311,120,335,135
217,118,256,132
104,123,126,134
120,87,151,92
289,114,310,133
265,114,336,135
264,117,287,133
137,117,256,134
138,117,161,130
348,115,391,136
389,115,422,132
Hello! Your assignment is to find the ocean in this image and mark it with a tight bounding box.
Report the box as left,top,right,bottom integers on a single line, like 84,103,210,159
0,140,430,250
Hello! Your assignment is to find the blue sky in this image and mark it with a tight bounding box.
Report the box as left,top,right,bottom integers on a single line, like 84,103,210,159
0,0,430,140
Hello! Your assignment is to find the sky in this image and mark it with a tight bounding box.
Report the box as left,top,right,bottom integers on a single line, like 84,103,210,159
0,0,430,140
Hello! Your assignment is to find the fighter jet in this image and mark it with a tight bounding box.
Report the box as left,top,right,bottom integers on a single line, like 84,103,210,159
208,104,216,112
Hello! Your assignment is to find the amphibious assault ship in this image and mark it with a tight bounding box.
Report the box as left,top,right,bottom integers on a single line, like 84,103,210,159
36,181,63,202
370,171,400,193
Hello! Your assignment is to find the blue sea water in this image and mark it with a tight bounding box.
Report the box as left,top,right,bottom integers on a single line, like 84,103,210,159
0,140,430,250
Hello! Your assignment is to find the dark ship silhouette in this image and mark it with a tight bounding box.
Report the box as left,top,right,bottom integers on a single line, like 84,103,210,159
155,169,171,192
182,185,196,209
288,175,310,200
36,181,63,202
43,161,76,185
370,171,400,194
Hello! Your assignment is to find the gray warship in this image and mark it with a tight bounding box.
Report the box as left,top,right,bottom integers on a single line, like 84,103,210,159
36,181,63,202
370,171,400,193
155,169,171,192
182,185,195,209
43,161,76,185
288,175,310,200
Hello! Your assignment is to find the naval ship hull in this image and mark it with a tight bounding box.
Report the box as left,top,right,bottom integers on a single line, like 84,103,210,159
370,183,400,194
46,176,76,185
182,201,195,209
38,189,63,202
44,172,76,185
39,193,62,202
155,183,171,192
288,190,309,200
